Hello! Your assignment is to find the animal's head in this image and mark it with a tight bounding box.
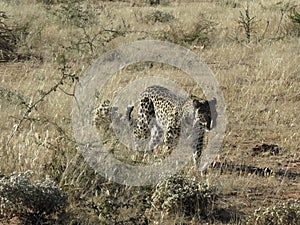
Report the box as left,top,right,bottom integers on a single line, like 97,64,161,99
191,96,215,130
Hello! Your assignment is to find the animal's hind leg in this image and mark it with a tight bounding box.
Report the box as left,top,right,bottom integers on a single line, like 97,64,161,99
134,97,155,140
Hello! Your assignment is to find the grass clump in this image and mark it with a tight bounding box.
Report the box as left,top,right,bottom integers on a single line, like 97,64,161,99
160,14,215,47
289,6,300,36
0,11,18,61
143,10,175,24
36,0,58,4
0,8,44,61
0,171,68,223
0,87,29,109
289,6,300,24
97,185,150,225
149,174,213,217
54,0,97,27
245,200,300,225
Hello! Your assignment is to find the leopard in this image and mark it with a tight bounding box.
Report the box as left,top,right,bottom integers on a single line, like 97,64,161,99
132,85,213,159
93,85,214,160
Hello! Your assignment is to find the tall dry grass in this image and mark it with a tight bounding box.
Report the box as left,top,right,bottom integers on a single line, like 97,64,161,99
0,0,299,224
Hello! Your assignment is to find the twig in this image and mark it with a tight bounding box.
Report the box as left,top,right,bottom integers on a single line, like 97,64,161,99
260,20,269,41
6,62,78,146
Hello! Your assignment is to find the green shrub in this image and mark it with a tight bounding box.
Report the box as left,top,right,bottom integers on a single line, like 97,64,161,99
290,6,300,24
289,6,300,36
245,200,300,225
149,174,213,217
0,171,68,223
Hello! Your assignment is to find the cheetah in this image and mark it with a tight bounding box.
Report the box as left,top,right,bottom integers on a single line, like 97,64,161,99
132,85,213,158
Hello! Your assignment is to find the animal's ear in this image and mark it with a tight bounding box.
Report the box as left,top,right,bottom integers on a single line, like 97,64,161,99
190,95,201,108
209,97,217,108
192,98,209,109
192,98,201,108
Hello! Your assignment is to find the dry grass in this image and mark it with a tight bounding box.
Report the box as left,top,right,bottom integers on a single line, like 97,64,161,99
0,0,299,224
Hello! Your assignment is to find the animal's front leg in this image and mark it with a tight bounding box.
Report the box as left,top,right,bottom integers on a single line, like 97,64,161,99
163,125,180,153
133,97,154,140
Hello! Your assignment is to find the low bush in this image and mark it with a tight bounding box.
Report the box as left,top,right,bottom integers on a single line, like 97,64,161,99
0,171,68,223
158,15,215,47
0,11,18,61
54,0,97,27
289,6,300,36
143,10,175,24
149,174,214,217
290,6,300,24
0,87,29,108
245,200,300,225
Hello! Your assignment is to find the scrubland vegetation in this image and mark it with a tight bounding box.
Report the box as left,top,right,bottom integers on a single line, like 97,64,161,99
0,0,299,224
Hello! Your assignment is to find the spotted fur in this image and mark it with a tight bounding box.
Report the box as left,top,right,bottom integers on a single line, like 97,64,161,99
133,85,212,157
